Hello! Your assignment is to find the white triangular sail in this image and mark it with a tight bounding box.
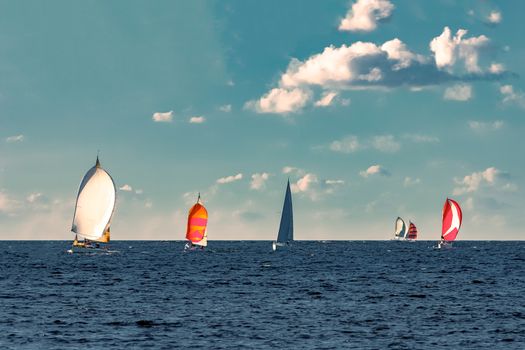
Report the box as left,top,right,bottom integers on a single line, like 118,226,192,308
71,157,116,241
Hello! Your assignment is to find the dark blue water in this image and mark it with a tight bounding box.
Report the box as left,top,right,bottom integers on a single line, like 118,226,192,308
1,241,524,349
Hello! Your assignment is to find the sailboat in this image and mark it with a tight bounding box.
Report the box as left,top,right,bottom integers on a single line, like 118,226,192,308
68,156,116,253
184,193,208,251
438,198,462,249
272,180,293,251
393,217,407,240
407,221,418,241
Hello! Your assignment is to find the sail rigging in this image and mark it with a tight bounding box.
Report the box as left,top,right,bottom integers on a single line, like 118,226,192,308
276,180,294,243
186,194,208,247
394,217,407,239
407,221,418,240
71,156,116,242
441,198,462,242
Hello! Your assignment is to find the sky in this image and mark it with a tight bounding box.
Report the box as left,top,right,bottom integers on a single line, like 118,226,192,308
0,0,524,240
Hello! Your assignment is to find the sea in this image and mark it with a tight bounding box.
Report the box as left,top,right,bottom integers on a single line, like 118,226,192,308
0,241,524,349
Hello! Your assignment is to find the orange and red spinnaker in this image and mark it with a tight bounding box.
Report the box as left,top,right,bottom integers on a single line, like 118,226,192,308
186,203,208,244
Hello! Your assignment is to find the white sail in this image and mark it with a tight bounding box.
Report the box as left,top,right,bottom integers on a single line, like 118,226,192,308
71,158,116,241
394,217,407,239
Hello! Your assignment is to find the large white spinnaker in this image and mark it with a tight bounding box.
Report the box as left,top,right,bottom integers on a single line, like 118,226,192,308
394,217,407,240
71,157,116,241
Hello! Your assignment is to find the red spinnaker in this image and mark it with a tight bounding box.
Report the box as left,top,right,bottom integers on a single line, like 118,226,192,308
407,222,418,240
441,198,462,241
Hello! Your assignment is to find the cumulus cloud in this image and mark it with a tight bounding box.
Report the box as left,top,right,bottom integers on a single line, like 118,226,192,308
430,27,490,73
314,91,338,107
0,190,17,214
152,111,173,122
329,135,399,153
404,134,440,143
325,179,345,185
404,177,421,187
245,87,311,114
5,135,24,143
359,164,390,178
250,172,270,190
119,184,133,192
500,85,525,108
339,0,394,32
247,25,504,114
444,84,472,101
371,135,400,152
489,63,504,74
189,116,206,124
26,193,44,203
330,136,361,153
487,11,502,25
291,173,318,193
219,104,232,112
468,120,504,131
453,167,508,195
217,173,243,184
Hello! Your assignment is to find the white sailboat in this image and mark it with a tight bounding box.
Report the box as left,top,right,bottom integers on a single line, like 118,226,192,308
393,217,407,240
68,156,116,253
272,180,293,251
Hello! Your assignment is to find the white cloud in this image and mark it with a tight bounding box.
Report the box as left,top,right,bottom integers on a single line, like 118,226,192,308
135,189,143,195
219,104,232,112
325,179,345,185
248,26,499,114
145,200,153,208
26,193,43,203
291,173,318,193
189,116,206,124
0,190,16,214
314,91,338,107
371,135,400,152
5,135,24,143
468,120,504,131
404,177,420,187
500,85,525,108
152,111,173,122
444,84,472,101
330,135,361,153
489,63,504,74
360,164,389,178
329,134,399,153
217,173,243,184
453,167,505,195
250,173,270,190
404,134,440,143
246,87,311,114
282,166,306,177
380,38,426,70
339,0,394,32
119,184,133,192
283,166,298,174
430,27,489,73
487,11,502,24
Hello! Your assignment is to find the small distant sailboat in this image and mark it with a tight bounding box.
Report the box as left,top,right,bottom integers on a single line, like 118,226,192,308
438,198,462,249
69,156,116,253
393,217,407,240
407,221,418,241
184,193,208,251
272,180,293,251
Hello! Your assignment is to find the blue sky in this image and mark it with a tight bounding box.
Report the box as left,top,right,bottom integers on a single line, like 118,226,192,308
0,0,524,240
